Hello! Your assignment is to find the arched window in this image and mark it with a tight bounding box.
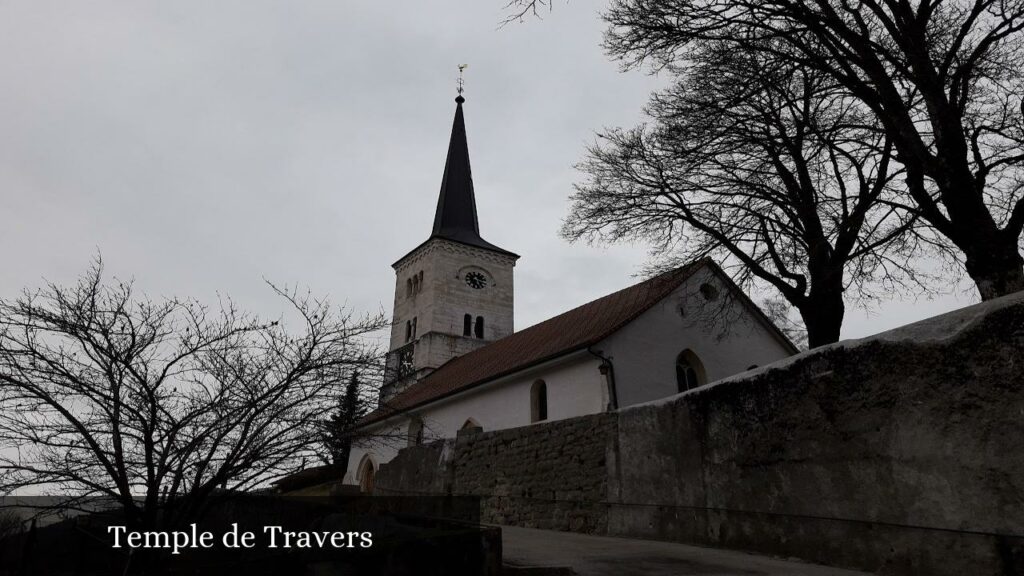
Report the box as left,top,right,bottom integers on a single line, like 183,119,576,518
676,349,707,393
405,320,412,342
406,278,412,297
463,314,472,337
474,316,484,339
417,271,424,292
408,418,424,446
358,456,376,494
530,380,548,423
412,275,419,294
411,317,417,339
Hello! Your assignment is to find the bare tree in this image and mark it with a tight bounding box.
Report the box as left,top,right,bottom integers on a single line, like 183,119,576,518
591,0,1024,300
0,260,386,533
501,0,555,25
565,46,928,347
507,1,1024,299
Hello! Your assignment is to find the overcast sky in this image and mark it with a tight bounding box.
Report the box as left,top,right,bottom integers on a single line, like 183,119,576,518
0,1,976,343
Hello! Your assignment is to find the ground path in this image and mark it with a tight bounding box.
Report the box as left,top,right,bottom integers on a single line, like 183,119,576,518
500,526,871,576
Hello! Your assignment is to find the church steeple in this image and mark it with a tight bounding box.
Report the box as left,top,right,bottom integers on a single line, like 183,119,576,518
383,89,519,400
429,95,516,257
432,95,478,238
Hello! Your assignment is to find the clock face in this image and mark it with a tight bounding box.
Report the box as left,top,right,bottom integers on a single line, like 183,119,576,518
465,272,488,289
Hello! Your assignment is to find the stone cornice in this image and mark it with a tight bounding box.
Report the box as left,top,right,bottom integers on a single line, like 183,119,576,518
394,237,519,272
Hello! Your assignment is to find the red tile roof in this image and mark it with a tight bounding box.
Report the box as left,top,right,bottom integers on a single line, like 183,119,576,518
362,259,710,425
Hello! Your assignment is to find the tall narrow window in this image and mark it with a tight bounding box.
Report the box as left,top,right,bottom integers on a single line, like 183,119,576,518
474,316,484,338
463,314,472,336
412,275,419,294
531,380,548,423
408,418,424,446
676,349,706,393
411,317,417,339
405,320,412,342
406,278,412,297
417,271,424,291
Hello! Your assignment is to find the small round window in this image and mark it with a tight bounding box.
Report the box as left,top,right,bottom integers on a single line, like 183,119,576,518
699,283,719,301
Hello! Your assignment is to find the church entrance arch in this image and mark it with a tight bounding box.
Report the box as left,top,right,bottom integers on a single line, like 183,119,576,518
357,455,376,494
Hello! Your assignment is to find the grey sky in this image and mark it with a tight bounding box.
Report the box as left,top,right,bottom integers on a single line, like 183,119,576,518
0,0,974,342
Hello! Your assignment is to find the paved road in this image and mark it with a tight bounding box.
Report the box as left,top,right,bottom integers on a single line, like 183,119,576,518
500,526,871,576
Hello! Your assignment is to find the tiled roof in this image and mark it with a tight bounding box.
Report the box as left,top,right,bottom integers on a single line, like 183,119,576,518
363,259,710,425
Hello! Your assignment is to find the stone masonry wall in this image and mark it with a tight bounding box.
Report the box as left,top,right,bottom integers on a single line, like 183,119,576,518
375,292,1024,575
377,413,615,533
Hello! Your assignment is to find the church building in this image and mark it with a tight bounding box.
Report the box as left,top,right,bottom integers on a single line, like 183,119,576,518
343,95,798,491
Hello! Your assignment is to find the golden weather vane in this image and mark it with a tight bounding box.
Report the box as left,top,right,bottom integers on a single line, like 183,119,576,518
457,64,468,95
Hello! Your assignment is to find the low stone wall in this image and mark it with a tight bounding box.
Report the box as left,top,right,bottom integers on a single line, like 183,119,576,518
376,293,1024,575
377,413,615,533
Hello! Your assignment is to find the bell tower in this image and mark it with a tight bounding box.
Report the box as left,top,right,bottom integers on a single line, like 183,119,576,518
382,93,519,400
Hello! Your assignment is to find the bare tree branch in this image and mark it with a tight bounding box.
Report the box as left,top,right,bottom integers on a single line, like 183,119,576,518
598,0,1024,299
565,44,936,346
0,259,387,532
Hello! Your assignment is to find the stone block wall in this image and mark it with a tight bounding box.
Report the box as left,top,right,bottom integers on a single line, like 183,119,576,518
377,413,615,533
375,293,1024,575
451,414,613,532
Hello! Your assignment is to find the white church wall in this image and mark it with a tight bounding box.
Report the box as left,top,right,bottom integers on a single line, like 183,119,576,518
350,263,795,487
414,352,605,437
343,421,403,485
598,267,795,408
343,352,606,485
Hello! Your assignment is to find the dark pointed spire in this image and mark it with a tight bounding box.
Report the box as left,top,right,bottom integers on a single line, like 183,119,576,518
432,95,478,238
428,95,517,258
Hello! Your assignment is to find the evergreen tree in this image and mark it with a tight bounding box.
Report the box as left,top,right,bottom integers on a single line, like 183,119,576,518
321,371,366,471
